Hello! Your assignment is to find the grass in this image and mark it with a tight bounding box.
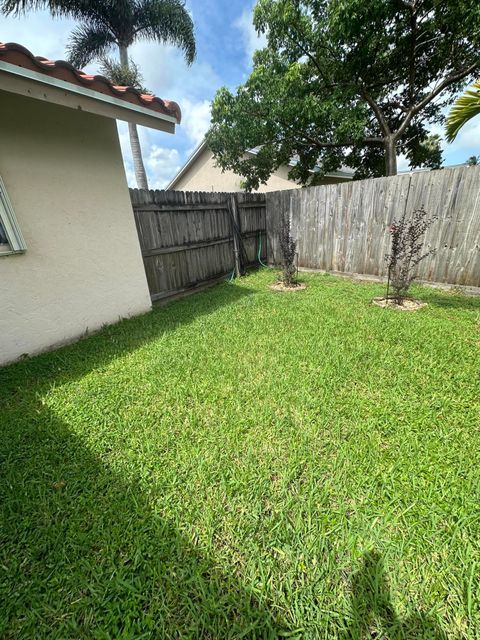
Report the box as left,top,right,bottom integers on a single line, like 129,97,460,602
1,269,479,639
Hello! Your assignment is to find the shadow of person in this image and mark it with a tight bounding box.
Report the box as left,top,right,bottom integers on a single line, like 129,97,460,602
340,552,448,640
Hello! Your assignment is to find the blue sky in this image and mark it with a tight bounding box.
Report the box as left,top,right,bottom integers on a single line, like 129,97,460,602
1,2,478,188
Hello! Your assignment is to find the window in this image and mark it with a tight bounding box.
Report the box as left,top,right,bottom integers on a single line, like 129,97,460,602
0,175,26,255
0,220,7,245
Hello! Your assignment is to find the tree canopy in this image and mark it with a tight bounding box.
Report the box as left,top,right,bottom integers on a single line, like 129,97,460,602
207,0,480,190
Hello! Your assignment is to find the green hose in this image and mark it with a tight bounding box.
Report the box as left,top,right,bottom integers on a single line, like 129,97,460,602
229,233,269,281
257,234,270,268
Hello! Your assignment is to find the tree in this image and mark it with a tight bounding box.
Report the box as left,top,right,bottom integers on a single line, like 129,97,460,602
466,155,480,166
446,80,480,143
385,208,437,304
207,0,480,190
279,214,297,287
2,0,196,190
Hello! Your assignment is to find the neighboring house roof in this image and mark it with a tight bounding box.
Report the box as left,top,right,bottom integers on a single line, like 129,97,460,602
398,163,469,175
167,139,210,189
247,146,354,179
0,42,180,132
167,139,354,189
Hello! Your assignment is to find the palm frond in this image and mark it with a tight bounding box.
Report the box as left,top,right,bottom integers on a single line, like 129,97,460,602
66,23,116,68
1,0,131,29
1,0,49,15
1,0,85,17
446,79,480,142
133,0,196,65
99,55,151,93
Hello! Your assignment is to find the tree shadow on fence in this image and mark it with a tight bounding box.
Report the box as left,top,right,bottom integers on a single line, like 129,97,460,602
340,552,448,640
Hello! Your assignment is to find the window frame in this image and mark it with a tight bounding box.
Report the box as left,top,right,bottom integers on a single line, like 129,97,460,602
0,175,27,256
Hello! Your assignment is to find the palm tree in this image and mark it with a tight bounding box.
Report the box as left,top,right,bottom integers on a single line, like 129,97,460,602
2,0,196,189
446,80,480,143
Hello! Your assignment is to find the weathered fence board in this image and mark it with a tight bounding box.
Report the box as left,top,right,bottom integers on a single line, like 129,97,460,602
266,166,480,287
131,189,267,301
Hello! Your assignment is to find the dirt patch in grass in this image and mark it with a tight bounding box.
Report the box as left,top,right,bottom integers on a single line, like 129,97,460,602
372,296,427,311
269,282,307,292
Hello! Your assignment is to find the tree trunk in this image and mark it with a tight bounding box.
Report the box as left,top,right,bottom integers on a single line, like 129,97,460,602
119,45,149,191
128,122,149,190
384,137,398,176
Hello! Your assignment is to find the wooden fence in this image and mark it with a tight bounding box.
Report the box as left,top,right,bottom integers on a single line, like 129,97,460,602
266,165,480,288
131,189,267,301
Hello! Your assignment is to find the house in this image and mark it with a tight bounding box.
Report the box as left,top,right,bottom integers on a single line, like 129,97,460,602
167,139,354,192
0,42,181,366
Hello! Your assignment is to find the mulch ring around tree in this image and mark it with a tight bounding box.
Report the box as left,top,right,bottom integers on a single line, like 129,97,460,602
270,282,307,292
372,296,427,311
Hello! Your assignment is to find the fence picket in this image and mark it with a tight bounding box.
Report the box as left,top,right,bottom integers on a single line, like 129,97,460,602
130,189,267,301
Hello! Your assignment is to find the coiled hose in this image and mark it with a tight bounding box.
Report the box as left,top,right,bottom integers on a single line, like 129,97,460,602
228,232,270,281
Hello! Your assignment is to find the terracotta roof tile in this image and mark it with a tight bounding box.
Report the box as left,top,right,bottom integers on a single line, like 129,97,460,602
0,42,181,123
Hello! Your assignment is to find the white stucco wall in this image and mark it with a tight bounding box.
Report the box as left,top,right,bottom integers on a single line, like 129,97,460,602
0,90,152,366
171,146,349,192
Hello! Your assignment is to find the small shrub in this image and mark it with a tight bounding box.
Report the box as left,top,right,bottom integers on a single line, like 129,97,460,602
99,56,152,94
279,214,297,286
385,208,437,303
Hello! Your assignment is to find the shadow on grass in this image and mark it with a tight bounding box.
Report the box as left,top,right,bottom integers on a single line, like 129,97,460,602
0,280,453,638
340,552,447,640
0,403,283,638
0,281,253,394
414,285,480,311
0,283,284,638
419,289,480,311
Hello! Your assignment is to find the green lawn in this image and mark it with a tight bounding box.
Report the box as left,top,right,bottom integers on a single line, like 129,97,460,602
1,270,479,639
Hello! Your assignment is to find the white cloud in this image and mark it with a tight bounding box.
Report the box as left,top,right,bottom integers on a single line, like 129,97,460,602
397,153,410,172
427,122,446,140
0,10,76,59
121,41,220,184
128,41,220,104
144,146,181,189
181,99,211,147
448,117,480,151
234,7,267,66
117,122,181,189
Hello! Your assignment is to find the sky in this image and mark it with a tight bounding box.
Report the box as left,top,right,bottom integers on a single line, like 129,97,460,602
1,2,478,188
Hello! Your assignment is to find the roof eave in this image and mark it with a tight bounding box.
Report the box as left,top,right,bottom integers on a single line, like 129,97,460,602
323,171,354,180
247,148,354,180
0,60,178,133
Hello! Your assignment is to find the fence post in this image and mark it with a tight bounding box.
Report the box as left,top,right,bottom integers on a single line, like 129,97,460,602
230,194,242,278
